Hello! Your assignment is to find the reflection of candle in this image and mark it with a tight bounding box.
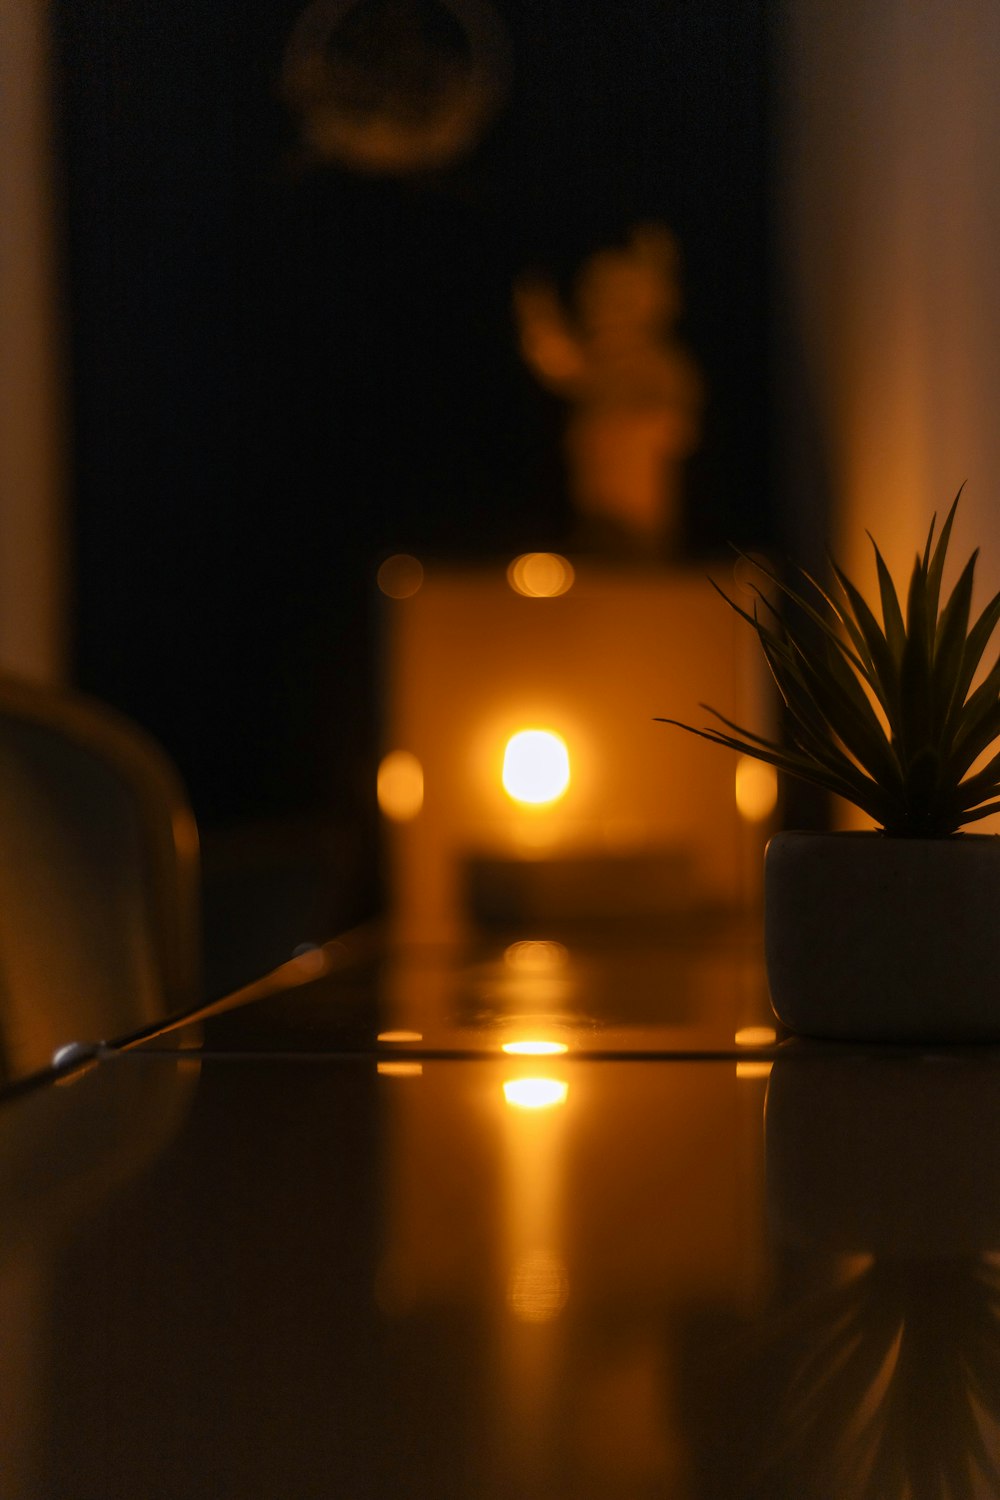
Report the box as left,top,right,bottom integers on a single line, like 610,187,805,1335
500,1058,570,1485
735,1060,772,1081
502,1041,568,1057
504,940,568,972
507,1248,569,1322
503,1077,568,1110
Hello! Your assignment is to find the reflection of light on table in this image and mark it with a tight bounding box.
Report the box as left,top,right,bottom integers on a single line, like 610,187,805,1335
500,1057,571,1485
370,1050,772,1490
502,1040,568,1057
734,1026,776,1048
503,1077,569,1110
495,939,575,1019
507,1248,569,1323
735,1025,775,1084
505,939,568,972
735,1060,773,1081
377,1061,423,1078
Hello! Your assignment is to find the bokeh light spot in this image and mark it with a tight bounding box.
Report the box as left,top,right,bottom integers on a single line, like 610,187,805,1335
502,730,570,804
735,755,778,822
377,750,424,821
507,552,575,598
377,554,424,598
734,1026,777,1047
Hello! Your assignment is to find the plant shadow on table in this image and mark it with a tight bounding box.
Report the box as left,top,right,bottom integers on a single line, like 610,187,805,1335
688,1053,1000,1499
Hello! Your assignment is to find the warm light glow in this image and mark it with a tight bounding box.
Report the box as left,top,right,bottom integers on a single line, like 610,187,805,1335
504,939,568,972
736,1060,773,1080
735,754,778,822
502,730,570,805
734,1026,777,1047
377,1029,424,1043
377,553,424,598
377,1061,424,1078
377,750,424,821
507,1250,569,1323
503,1077,568,1110
502,1040,569,1057
507,552,575,598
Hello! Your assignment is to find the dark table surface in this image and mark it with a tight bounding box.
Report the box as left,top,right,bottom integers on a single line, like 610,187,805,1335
3,924,1000,1499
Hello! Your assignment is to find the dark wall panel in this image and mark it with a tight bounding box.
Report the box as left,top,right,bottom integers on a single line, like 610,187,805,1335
52,0,773,830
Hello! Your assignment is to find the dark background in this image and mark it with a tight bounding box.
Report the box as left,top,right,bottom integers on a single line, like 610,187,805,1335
50,0,776,978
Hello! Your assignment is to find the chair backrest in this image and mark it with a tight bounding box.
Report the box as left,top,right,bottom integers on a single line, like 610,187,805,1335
0,677,200,1081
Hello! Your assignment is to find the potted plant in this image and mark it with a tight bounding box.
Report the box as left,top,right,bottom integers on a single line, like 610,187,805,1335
658,493,1000,1040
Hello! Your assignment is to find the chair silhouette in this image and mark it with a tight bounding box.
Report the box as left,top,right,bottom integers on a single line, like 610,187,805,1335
0,677,200,1082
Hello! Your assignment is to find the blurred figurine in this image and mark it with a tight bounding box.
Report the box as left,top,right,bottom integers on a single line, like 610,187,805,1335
515,226,703,557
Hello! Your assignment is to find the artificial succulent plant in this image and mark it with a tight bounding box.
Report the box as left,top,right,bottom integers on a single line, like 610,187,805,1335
658,492,1000,836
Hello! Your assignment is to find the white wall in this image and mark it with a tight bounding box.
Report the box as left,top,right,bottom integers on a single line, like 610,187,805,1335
0,0,66,683
779,0,1000,592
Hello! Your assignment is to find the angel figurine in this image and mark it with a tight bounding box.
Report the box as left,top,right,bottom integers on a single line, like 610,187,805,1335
515,226,703,557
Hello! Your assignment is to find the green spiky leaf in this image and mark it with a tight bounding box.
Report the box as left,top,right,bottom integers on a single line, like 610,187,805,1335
657,490,1000,836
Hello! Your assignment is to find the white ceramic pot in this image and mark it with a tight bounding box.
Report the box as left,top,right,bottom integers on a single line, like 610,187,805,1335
764,830,1000,1041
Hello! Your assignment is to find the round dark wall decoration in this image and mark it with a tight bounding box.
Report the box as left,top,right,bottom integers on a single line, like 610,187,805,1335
282,0,510,174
